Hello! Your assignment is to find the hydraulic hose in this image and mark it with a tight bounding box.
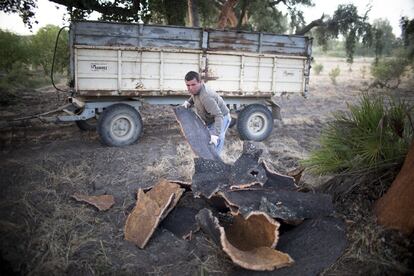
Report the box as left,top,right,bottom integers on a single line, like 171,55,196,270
51,25,69,93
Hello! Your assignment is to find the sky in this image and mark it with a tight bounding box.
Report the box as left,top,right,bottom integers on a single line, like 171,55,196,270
0,0,413,36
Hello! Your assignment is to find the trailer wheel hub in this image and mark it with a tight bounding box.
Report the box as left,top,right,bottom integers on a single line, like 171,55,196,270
111,115,134,139
247,112,268,135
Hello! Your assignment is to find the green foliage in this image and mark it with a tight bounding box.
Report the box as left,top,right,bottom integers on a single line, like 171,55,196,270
371,19,397,63
196,0,219,27
0,0,37,28
314,4,372,64
0,25,68,104
243,0,288,33
303,93,413,175
143,0,187,25
30,25,68,76
313,63,323,75
370,54,409,88
329,66,340,84
0,62,46,106
401,17,414,62
0,29,30,72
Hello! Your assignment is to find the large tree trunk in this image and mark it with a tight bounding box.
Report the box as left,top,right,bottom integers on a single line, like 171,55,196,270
374,141,414,235
187,0,200,27
217,0,238,29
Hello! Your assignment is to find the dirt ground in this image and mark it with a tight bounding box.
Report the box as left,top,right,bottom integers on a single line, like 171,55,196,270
0,57,413,275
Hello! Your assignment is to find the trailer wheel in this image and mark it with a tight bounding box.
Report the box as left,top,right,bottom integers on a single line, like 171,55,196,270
97,104,143,147
237,104,273,141
76,118,97,131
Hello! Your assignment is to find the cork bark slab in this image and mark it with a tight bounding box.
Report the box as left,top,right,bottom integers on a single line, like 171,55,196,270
71,194,115,211
174,106,221,161
148,179,185,220
124,180,184,249
192,158,232,198
196,208,293,271
230,216,347,276
375,141,414,235
192,142,271,198
218,189,333,221
229,143,268,189
262,161,297,191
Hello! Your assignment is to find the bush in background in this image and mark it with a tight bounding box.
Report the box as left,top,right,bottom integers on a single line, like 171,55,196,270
313,63,323,75
0,26,69,105
329,66,340,85
30,25,68,76
370,52,409,88
303,93,413,175
0,30,30,72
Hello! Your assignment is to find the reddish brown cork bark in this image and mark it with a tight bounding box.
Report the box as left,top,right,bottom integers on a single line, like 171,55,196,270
375,141,414,235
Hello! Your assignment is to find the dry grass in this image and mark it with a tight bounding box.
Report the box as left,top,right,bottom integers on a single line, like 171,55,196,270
221,140,243,163
0,156,116,275
145,142,195,181
320,173,414,275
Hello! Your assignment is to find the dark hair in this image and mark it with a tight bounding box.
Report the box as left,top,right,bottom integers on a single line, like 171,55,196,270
185,71,200,82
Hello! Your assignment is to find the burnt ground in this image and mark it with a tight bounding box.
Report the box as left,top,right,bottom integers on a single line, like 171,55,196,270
0,57,413,275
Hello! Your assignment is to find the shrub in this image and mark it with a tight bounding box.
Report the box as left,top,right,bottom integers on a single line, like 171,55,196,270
303,93,413,175
313,63,323,75
370,56,409,88
0,29,29,72
329,66,341,84
30,25,69,76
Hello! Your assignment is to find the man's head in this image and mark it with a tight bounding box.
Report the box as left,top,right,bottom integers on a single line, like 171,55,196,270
185,71,202,95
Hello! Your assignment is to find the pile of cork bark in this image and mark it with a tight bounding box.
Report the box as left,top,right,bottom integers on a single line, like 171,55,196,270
73,107,348,274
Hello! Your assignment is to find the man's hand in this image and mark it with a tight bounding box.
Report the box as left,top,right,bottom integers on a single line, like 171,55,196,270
209,135,219,146
182,101,191,108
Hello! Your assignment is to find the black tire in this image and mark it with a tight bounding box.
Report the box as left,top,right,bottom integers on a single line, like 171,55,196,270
97,104,143,147
237,104,273,141
75,118,97,131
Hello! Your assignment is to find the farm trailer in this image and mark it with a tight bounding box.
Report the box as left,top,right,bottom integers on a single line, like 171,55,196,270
59,20,312,147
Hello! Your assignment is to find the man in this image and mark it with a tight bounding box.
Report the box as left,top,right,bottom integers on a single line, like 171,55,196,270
182,71,231,154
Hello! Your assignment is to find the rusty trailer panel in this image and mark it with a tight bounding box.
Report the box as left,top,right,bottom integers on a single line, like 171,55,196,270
69,20,312,100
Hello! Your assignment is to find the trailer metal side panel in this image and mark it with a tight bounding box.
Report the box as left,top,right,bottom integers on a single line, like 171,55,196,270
70,21,312,98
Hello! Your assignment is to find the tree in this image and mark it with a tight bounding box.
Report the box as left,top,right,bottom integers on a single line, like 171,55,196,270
30,25,68,75
0,29,30,72
371,19,396,63
190,1,371,63
401,16,414,61
0,0,38,28
310,4,372,64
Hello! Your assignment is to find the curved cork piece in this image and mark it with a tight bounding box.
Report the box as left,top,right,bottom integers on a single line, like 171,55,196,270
196,208,294,271
124,180,184,249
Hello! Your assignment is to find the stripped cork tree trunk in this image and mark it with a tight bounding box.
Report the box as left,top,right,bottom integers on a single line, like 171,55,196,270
375,141,414,235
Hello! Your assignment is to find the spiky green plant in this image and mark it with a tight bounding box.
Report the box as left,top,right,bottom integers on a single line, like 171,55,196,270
303,93,413,175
